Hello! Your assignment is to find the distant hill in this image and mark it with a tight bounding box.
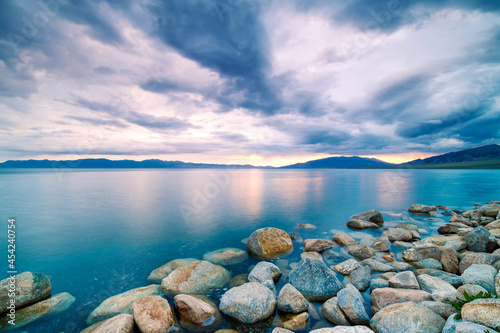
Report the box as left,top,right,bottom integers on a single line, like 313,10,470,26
402,144,500,166
281,156,393,168
0,158,262,169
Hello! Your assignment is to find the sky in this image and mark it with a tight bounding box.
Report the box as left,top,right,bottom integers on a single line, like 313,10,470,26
0,0,499,166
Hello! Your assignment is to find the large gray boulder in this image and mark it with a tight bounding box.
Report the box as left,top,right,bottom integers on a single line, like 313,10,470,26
370,302,445,333
464,226,499,253
219,282,276,324
481,204,500,217
87,285,162,325
132,296,175,333
419,301,456,319
277,283,308,313
460,264,497,293
337,287,370,325
286,258,343,301
247,227,293,260
350,209,384,225
442,313,460,333
161,261,231,295
0,272,52,313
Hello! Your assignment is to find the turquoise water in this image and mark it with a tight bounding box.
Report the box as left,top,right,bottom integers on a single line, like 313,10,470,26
0,168,499,332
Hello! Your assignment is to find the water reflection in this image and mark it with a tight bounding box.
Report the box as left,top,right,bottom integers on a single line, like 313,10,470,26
375,170,415,208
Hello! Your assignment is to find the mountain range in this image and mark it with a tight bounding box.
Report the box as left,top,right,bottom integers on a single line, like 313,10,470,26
0,144,499,169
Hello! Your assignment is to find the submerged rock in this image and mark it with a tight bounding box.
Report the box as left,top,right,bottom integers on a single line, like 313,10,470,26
82,314,135,333
247,227,293,260
133,296,175,333
87,285,162,325
280,312,309,331
304,239,335,252
322,250,347,266
203,248,248,266
277,283,308,313
347,219,380,230
333,233,355,245
147,258,198,283
0,292,75,330
0,272,52,313
174,294,222,332
350,209,384,225
286,258,343,301
332,259,360,275
219,282,276,324
370,302,445,333
161,261,231,295
408,204,437,214
344,242,375,260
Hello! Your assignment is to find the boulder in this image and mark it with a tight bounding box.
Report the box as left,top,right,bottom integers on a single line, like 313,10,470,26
459,252,498,274
161,261,231,295
464,226,499,253
301,251,323,260
411,258,443,270
408,204,436,214
304,239,335,252
333,259,360,275
0,292,75,330
361,259,395,272
403,245,458,274
418,301,456,319
344,242,375,260
416,274,456,302
485,220,500,230
248,261,282,293
174,294,222,331
337,288,370,325
147,258,198,282
333,233,355,245
414,269,462,288
133,296,175,333
444,237,467,251
370,302,445,333
286,258,343,301
395,224,421,239
455,321,493,333
87,285,162,325
321,297,350,326
347,219,380,229
496,271,500,296
481,203,500,217
348,265,371,292
277,283,308,313
289,232,304,243
229,274,249,288
438,224,461,234
462,298,500,329
460,264,497,293
371,278,389,291
388,271,420,290
450,213,471,225
393,241,413,251
0,272,52,313
203,248,248,266
84,314,135,333
369,235,391,252
442,313,460,333
382,228,413,242
350,209,384,225
247,227,293,260
456,284,488,299
322,250,347,266
280,312,309,331
371,288,432,314
219,282,276,324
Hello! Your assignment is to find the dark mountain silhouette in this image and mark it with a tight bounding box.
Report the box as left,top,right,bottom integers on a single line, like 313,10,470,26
281,156,393,168
402,144,500,166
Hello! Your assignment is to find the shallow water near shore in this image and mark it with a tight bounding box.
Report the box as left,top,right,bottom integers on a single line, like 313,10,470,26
0,168,499,332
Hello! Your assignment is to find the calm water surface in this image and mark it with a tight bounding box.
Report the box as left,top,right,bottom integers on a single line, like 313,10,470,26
0,168,499,332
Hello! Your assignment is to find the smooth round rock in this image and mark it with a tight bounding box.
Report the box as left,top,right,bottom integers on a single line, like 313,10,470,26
0,272,52,313
461,298,500,329
344,242,375,260
247,227,293,260
147,258,198,283
132,296,175,333
460,264,497,293
333,233,355,245
203,248,248,266
174,294,222,331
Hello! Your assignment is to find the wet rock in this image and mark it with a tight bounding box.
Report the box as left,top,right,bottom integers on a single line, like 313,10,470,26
414,269,462,288
382,228,413,242
403,245,458,274
462,298,500,329
419,301,456,319
378,272,397,280
371,288,432,314
388,271,420,290
288,232,304,243
161,261,231,295
370,302,445,333
348,265,371,292
438,224,461,234
322,250,347,266
370,278,389,291
485,220,500,230
344,242,375,260
456,284,488,300
280,312,309,331
361,259,396,272
229,274,248,288
333,259,360,275
321,297,350,326
417,274,456,302
301,251,323,260
248,261,282,293
455,321,492,333
286,258,343,301
481,204,500,217
458,252,498,274
87,285,162,325
304,239,335,252
310,327,374,333
370,236,391,252
0,272,52,313
464,226,499,253
337,287,370,325
133,296,175,333
411,258,443,270
408,204,437,214
450,213,471,225
147,258,198,283
277,283,308,313
393,241,413,251
247,227,294,260
83,314,135,333
395,224,421,239
333,233,355,245
203,248,248,266
0,292,75,330
350,209,384,225
174,294,222,332
298,223,317,229
219,282,276,324
347,219,380,230
382,254,394,262
443,237,467,251
460,264,497,293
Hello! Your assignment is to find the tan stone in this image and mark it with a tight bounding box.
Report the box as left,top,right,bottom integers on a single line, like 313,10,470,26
371,288,433,313
461,298,500,329
333,233,355,245
304,239,335,252
280,312,309,331
132,296,174,333
147,258,198,283
174,294,222,331
247,227,293,260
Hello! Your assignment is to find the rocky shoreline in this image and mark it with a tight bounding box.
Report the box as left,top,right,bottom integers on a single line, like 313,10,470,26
1,201,500,332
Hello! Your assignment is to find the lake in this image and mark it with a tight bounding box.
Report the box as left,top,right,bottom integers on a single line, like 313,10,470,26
0,168,499,332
